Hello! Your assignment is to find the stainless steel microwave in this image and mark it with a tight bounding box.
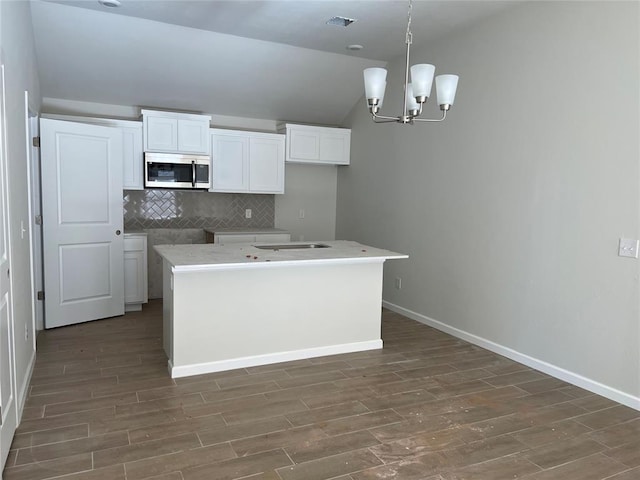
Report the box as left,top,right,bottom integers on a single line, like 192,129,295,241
144,152,211,190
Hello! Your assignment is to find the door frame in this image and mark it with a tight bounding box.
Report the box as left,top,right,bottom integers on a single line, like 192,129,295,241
0,49,18,473
25,92,42,333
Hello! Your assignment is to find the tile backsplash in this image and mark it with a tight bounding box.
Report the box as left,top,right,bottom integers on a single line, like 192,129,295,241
123,189,274,229
124,189,275,299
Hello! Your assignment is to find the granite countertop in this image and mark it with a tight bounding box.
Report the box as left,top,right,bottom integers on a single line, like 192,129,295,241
154,240,408,272
203,227,289,235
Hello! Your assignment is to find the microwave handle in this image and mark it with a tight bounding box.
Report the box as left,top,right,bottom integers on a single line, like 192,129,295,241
192,160,196,188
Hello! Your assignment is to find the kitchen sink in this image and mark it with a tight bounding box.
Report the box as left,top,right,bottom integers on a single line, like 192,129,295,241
254,243,331,250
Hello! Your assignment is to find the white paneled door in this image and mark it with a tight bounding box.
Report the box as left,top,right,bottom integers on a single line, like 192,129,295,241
41,119,124,329
0,60,17,471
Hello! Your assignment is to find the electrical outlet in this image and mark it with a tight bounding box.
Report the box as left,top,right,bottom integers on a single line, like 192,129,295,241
299,209,305,219
395,277,402,289
245,209,252,219
619,238,639,258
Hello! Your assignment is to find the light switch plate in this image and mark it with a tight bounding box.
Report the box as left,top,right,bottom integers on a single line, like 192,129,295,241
618,238,639,258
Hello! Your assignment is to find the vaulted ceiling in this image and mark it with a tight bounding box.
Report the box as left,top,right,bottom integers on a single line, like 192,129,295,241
32,0,520,125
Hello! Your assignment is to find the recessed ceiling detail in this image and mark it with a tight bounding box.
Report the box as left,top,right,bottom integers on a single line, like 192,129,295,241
326,16,357,27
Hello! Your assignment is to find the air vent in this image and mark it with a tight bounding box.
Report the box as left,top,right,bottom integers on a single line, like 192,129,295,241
326,16,357,27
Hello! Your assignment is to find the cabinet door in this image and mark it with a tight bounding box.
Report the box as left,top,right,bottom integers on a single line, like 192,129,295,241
211,133,249,193
249,136,284,193
145,116,178,152
320,131,351,165
288,128,320,162
124,250,145,304
178,118,210,154
124,236,148,306
122,124,143,190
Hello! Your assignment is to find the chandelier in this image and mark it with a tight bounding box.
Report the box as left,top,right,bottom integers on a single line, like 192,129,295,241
363,0,459,124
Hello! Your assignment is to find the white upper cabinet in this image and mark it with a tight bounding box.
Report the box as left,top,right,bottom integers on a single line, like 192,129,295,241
249,136,284,193
144,115,177,152
211,132,250,192
210,129,284,194
142,110,211,155
121,124,143,190
278,123,351,165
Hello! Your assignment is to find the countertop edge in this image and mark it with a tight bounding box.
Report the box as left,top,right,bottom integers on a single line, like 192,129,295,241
169,254,409,272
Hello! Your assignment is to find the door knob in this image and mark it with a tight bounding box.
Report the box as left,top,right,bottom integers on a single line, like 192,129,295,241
116,230,121,236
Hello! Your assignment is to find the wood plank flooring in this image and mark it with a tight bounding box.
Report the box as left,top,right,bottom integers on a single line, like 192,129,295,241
3,300,639,480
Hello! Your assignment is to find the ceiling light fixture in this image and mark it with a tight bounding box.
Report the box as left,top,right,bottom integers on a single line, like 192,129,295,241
98,0,121,7
363,0,459,124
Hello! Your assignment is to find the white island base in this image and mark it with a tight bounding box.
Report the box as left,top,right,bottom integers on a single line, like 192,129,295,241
157,241,407,378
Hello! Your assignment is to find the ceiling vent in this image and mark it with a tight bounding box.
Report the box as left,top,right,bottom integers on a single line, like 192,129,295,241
326,16,357,27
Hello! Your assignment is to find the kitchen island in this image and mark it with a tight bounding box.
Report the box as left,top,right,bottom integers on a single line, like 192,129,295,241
155,240,407,378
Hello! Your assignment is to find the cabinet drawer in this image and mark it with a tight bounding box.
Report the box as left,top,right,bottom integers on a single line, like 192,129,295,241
124,237,145,251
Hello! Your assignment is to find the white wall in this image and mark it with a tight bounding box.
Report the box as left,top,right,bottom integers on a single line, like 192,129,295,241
337,1,640,407
275,164,337,241
0,0,41,412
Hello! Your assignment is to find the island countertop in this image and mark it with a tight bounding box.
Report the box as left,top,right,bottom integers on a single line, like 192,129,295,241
154,240,408,272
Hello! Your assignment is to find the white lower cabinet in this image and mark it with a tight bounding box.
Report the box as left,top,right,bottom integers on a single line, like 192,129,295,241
124,234,148,311
210,129,285,194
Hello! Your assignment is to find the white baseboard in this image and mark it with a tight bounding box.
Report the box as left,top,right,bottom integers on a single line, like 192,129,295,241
383,301,640,411
17,349,36,421
170,340,383,379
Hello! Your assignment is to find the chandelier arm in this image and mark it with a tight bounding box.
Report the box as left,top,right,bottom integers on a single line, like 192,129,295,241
371,113,401,123
411,110,448,123
371,111,402,122
373,117,402,124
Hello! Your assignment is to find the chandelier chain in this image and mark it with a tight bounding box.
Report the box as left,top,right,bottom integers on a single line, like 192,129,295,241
406,0,413,45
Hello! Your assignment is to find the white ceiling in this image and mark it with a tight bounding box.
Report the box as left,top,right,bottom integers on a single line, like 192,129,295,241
31,0,520,125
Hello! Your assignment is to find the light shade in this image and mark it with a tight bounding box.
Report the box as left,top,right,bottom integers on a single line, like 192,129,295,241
410,64,435,98
405,84,419,112
363,67,388,100
436,74,459,106
378,82,386,107
364,81,385,108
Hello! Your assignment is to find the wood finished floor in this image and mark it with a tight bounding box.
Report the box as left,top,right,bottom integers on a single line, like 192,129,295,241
3,300,639,480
